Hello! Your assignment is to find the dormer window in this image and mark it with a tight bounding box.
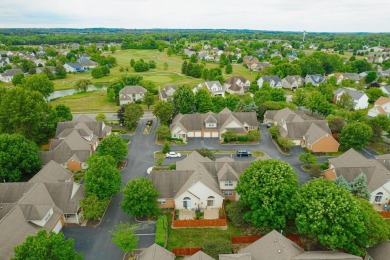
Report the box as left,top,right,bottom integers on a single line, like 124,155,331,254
206,123,217,128
225,180,233,186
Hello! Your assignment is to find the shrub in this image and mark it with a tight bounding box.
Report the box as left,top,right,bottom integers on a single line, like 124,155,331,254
226,201,248,227
247,130,261,141
162,141,171,153
80,195,109,220
237,135,249,142
155,216,167,247
203,238,233,259
169,164,176,170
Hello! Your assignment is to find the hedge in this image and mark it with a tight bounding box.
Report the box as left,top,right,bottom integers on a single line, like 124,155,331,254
155,215,168,247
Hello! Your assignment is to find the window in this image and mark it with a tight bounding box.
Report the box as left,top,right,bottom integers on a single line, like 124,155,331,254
223,191,233,197
375,192,383,202
183,197,191,209
158,199,166,205
207,196,215,207
225,181,233,187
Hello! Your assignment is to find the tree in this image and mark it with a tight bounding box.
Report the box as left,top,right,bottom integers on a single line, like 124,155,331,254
327,116,346,134
21,74,54,98
55,64,67,78
340,122,373,150
225,95,241,111
162,141,171,153
92,66,110,78
12,73,24,85
54,104,73,122
292,88,307,107
84,155,121,199
212,96,226,113
121,177,160,218
98,135,128,164
334,175,351,191
80,195,109,220
225,63,233,74
368,114,390,143
268,125,279,138
365,71,377,83
195,148,216,161
306,91,333,117
130,59,135,67
350,173,370,200
74,79,92,92
144,92,155,110
124,103,144,129
236,159,299,229
226,201,248,227
195,87,214,113
365,88,387,103
0,88,57,144
154,125,172,141
0,134,42,182
221,130,238,143
203,238,233,259
96,113,106,122
298,152,317,166
277,136,294,151
294,179,369,256
336,93,355,111
173,85,195,114
109,222,139,254
13,230,82,260
163,62,168,70
109,45,117,53
247,130,261,141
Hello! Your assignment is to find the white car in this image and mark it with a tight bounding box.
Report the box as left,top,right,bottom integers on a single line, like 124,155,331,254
166,152,182,158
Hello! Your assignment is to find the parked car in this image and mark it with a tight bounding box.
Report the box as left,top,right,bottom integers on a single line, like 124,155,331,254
266,123,272,128
236,150,252,157
166,152,182,158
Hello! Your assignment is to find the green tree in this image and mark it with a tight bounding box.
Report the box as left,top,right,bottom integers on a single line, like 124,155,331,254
121,177,160,218
154,125,172,141
247,130,261,141
221,130,238,143
334,175,352,191
340,122,373,150
144,92,155,110
327,116,346,134
55,64,67,78
294,179,368,256
0,134,42,182
11,73,24,85
173,85,195,114
368,114,390,143
162,141,171,153
109,222,139,254
21,73,54,98
226,201,248,227
203,238,233,259
350,173,370,200
84,155,121,199
54,104,73,122
236,159,299,229
292,88,308,107
130,59,135,67
336,93,355,111
163,62,168,70
0,88,57,144
124,103,144,129
365,88,387,103
195,87,214,113
365,71,377,83
80,195,109,220
74,79,92,92
277,136,294,151
225,63,233,74
268,125,279,138
298,152,318,167
225,95,241,111
96,113,106,122
98,135,128,164
110,45,117,53
307,91,333,117
212,96,227,113
195,148,216,161
13,230,82,260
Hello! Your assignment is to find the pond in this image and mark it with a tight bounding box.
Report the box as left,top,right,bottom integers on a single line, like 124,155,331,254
48,84,107,101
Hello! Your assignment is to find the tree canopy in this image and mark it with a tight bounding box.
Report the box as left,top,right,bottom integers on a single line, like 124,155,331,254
97,134,128,164
339,122,373,150
21,73,54,98
236,159,299,229
153,101,174,125
173,85,195,114
109,222,139,254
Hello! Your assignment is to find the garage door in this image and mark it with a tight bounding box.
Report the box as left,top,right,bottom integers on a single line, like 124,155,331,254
212,132,219,138
52,219,63,234
195,132,202,137
187,132,194,138
204,132,211,138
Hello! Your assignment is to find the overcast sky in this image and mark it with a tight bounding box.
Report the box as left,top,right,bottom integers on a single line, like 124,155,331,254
0,0,389,32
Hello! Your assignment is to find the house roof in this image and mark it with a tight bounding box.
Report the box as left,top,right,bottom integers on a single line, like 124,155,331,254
261,76,281,83
281,121,330,139
65,62,82,69
306,74,326,84
334,88,365,100
150,170,195,198
303,123,332,145
239,230,304,260
282,75,303,85
366,241,390,260
219,254,251,260
40,140,91,165
375,96,390,106
119,85,147,95
136,243,175,260
2,69,23,77
291,251,361,260
184,251,215,260
28,160,73,183
55,117,111,139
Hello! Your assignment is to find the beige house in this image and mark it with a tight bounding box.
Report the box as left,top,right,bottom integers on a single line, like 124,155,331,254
0,161,84,259
264,108,339,153
281,75,304,90
170,108,258,141
224,76,251,95
159,85,177,101
194,81,226,97
119,85,147,105
136,243,175,260
368,96,390,117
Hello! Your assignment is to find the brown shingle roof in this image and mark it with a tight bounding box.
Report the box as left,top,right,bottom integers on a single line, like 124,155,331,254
28,160,73,183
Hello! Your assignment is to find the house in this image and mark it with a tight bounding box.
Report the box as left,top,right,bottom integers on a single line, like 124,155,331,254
184,251,215,260
366,56,384,64
0,162,84,259
249,62,271,72
257,76,283,88
198,51,214,61
184,49,196,57
159,85,177,101
0,57,10,67
119,85,147,105
281,75,304,90
323,148,390,207
0,68,23,83
330,73,361,85
151,151,252,211
170,108,258,141
40,115,111,171
264,108,339,153
224,76,251,95
365,241,390,260
380,85,390,96
305,74,326,86
36,66,56,74
195,81,226,97
64,62,84,72
333,88,369,110
368,97,390,117
79,59,98,69
243,55,259,65
136,243,175,260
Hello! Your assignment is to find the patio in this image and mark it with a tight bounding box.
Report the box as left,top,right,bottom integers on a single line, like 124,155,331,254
179,209,195,220
204,208,219,220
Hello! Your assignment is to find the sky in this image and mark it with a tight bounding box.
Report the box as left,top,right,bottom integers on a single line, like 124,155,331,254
0,0,389,32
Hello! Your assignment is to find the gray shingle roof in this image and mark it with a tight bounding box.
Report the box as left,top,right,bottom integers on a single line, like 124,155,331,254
291,251,361,259
136,243,175,260
366,241,390,260
184,251,215,260
28,160,73,183
334,88,365,100
119,85,147,95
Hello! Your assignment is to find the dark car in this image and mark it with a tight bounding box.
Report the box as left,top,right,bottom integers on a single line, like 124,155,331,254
236,150,252,157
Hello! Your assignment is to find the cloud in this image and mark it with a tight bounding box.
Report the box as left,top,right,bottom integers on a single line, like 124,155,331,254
0,0,389,32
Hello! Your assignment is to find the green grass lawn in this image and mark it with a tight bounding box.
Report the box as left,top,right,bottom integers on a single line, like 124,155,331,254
386,219,390,228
